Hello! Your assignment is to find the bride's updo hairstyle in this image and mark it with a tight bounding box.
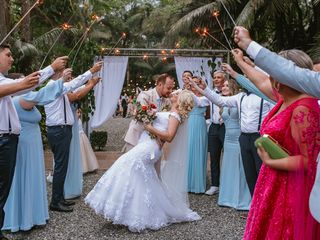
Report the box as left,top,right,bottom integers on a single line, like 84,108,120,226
177,90,195,121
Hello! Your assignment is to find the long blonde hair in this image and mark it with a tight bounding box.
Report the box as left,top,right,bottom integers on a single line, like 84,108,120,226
177,90,195,121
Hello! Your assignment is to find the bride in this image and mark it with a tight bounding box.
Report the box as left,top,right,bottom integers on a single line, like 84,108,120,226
85,89,201,232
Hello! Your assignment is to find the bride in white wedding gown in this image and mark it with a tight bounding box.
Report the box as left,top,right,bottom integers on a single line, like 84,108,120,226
85,90,201,232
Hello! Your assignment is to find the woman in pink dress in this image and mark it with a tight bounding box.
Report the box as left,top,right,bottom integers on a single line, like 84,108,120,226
233,49,320,239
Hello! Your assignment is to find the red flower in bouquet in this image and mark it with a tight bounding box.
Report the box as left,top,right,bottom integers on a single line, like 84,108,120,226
141,105,148,111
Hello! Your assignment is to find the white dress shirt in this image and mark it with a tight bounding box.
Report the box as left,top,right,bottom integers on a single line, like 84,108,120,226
209,88,223,124
246,41,263,60
45,70,92,126
0,66,55,134
203,87,274,133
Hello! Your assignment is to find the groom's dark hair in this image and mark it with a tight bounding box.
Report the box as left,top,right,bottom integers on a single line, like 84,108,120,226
156,73,174,85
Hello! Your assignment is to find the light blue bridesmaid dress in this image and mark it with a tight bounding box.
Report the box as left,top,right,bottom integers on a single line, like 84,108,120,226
3,80,63,232
64,103,83,199
187,106,208,193
218,107,251,210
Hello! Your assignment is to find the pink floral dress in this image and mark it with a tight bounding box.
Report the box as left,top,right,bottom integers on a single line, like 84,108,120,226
244,96,320,240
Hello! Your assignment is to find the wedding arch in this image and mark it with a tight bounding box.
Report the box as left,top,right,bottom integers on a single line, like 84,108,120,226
90,48,230,129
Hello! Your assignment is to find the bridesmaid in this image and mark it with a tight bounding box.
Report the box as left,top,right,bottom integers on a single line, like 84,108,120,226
63,101,83,199
218,80,251,210
187,76,210,193
77,109,99,173
64,78,100,199
3,78,64,232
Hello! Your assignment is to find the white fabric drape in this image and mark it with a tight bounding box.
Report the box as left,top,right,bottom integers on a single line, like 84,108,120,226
90,56,128,128
174,57,223,89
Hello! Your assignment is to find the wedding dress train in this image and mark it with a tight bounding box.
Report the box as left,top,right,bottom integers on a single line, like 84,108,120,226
85,112,200,232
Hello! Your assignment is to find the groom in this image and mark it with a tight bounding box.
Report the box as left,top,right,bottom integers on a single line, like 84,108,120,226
124,73,174,151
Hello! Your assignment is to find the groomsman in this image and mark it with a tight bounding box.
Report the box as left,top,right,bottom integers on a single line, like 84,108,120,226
205,70,226,195
45,62,103,212
124,73,174,151
0,44,67,240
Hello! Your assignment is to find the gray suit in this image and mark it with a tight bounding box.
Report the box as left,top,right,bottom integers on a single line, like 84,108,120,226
255,48,320,98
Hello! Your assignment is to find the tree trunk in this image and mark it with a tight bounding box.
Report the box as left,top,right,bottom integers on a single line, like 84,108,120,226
0,0,10,42
21,0,31,41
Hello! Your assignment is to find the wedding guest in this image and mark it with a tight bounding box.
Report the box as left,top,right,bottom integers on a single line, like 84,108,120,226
221,63,276,104
121,97,128,118
0,43,67,239
126,96,134,118
64,76,101,199
45,62,103,212
233,26,320,97
187,76,210,193
190,76,274,196
77,109,99,173
313,58,320,72
216,80,251,209
205,71,226,195
182,70,193,90
233,49,320,239
3,76,64,232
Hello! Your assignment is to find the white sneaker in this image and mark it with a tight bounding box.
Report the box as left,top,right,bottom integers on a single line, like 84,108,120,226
205,186,219,195
46,173,53,183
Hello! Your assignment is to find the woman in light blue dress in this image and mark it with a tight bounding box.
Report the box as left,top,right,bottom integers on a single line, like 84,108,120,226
64,102,83,199
217,80,251,210
3,79,63,232
187,76,210,193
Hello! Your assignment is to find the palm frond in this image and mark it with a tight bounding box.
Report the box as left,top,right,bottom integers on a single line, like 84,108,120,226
89,30,112,40
133,61,154,71
166,2,216,39
14,40,39,61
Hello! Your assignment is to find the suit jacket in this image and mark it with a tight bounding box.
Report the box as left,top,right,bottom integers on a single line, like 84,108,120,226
255,47,320,98
124,88,171,146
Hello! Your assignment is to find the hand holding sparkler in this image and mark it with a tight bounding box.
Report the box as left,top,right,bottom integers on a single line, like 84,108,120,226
89,61,103,74
50,56,69,71
233,26,253,51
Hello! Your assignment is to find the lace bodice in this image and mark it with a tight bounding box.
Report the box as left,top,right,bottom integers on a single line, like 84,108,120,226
152,111,181,131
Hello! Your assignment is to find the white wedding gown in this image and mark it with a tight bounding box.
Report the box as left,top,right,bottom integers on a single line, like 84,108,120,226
85,112,200,232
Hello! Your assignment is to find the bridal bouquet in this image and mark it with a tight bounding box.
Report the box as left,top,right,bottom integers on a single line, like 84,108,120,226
135,102,157,139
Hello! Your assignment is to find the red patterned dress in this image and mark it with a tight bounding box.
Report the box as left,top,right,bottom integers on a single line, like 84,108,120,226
243,96,320,240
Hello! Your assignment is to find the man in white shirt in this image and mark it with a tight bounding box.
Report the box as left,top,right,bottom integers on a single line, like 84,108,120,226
0,44,67,239
206,70,226,195
45,62,102,212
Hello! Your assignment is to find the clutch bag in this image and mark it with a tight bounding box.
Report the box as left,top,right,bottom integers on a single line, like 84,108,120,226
254,134,290,159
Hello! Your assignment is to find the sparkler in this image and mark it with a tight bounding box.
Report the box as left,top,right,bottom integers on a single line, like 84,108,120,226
218,0,237,27
70,14,103,67
0,0,44,45
39,23,71,69
195,27,229,50
105,32,126,56
212,10,233,50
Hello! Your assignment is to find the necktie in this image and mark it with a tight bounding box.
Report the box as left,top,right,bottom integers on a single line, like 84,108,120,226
156,98,161,110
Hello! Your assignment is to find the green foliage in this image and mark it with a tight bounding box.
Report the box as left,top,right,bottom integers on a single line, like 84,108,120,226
90,131,108,151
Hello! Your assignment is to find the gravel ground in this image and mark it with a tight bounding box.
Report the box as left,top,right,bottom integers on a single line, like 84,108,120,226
5,172,246,240
4,117,247,240
96,116,132,151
